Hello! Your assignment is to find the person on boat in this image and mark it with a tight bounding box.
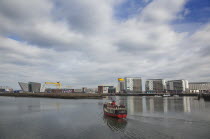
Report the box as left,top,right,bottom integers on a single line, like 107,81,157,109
111,101,116,105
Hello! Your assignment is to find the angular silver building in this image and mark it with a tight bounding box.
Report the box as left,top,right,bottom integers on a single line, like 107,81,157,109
19,82,41,93
29,82,41,93
18,82,29,92
145,79,166,93
124,77,142,93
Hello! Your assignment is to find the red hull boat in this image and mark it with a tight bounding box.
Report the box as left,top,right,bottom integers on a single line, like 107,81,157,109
103,101,127,118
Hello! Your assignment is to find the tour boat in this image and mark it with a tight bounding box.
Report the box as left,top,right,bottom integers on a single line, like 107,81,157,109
103,101,127,118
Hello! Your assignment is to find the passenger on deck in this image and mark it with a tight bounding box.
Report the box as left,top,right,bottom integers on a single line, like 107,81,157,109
111,101,116,105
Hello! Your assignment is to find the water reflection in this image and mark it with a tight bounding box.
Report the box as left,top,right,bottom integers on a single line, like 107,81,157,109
15,97,41,113
103,116,127,132
163,98,168,113
120,96,207,114
183,97,191,113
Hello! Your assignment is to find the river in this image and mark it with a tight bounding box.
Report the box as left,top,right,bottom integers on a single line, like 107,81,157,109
0,96,210,139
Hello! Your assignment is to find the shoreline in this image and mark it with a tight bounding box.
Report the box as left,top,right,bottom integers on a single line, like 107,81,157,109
0,93,103,99
0,93,199,99
101,93,198,96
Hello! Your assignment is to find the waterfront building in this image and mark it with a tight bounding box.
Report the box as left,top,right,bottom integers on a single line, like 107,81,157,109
28,82,41,93
189,82,210,93
98,86,115,94
145,79,166,93
0,86,13,93
84,88,98,93
19,82,41,93
166,80,189,93
124,77,142,93
117,78,125,93
74,89,83,93
18,82,29,92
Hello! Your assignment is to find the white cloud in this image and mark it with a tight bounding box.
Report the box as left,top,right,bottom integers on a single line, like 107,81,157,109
0,0,210,89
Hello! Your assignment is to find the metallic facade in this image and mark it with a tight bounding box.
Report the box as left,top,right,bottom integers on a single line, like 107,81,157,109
18,82,29,92
29,82,41,93
19,82,41,93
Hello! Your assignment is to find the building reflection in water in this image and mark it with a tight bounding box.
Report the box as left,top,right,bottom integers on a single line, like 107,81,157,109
16,97,41,113
163,98,168,113
183,97,191,113
128,96,135,115
119,96,207,115
103,116,127,132
126,96,143,114
149,97,154,113
142,97,147,113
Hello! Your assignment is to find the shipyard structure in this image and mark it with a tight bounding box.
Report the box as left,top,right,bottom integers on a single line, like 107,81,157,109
18,82,97,93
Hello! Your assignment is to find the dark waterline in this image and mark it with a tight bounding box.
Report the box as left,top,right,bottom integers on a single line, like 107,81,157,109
0,96,210,139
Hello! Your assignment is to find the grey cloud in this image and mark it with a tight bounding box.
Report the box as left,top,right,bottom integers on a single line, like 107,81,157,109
0,0,210,89
53,0,114,34
0,0,52,22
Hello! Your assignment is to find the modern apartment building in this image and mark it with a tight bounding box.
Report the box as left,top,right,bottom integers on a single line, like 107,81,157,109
189,82,210,93
117,78,125,93
98,85,116,94
124,77,142,93
167,80,189,93
145,79,166,93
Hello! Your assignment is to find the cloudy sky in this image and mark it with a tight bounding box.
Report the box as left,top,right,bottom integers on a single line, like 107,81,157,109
0,0,210,89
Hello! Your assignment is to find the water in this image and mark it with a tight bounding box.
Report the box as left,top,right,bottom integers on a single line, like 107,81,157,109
0,96,210,139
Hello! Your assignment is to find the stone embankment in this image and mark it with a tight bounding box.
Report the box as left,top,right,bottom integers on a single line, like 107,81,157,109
0,93,103,99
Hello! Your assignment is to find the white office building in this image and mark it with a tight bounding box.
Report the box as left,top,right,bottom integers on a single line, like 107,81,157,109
189,82,210,93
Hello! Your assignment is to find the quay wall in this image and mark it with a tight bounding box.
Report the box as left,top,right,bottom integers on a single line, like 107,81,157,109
0,93,103,99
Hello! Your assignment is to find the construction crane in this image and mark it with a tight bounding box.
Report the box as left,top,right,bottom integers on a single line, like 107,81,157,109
45,82,62,89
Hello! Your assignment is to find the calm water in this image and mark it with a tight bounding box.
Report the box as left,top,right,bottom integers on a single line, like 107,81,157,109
0,96,210,139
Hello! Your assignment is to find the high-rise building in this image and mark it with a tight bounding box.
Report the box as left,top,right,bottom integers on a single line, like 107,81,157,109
117,78,125,93
145,79,166,93
166,80,189,93
189,82,210,93
124,77,142,93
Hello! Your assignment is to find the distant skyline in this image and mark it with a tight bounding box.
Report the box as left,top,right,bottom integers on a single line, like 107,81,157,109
0,0,210,89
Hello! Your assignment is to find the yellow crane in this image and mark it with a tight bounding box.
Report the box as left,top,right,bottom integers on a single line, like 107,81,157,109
45,82,62,89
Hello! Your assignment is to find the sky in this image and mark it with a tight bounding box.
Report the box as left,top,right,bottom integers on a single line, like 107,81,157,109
0,0,210,90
